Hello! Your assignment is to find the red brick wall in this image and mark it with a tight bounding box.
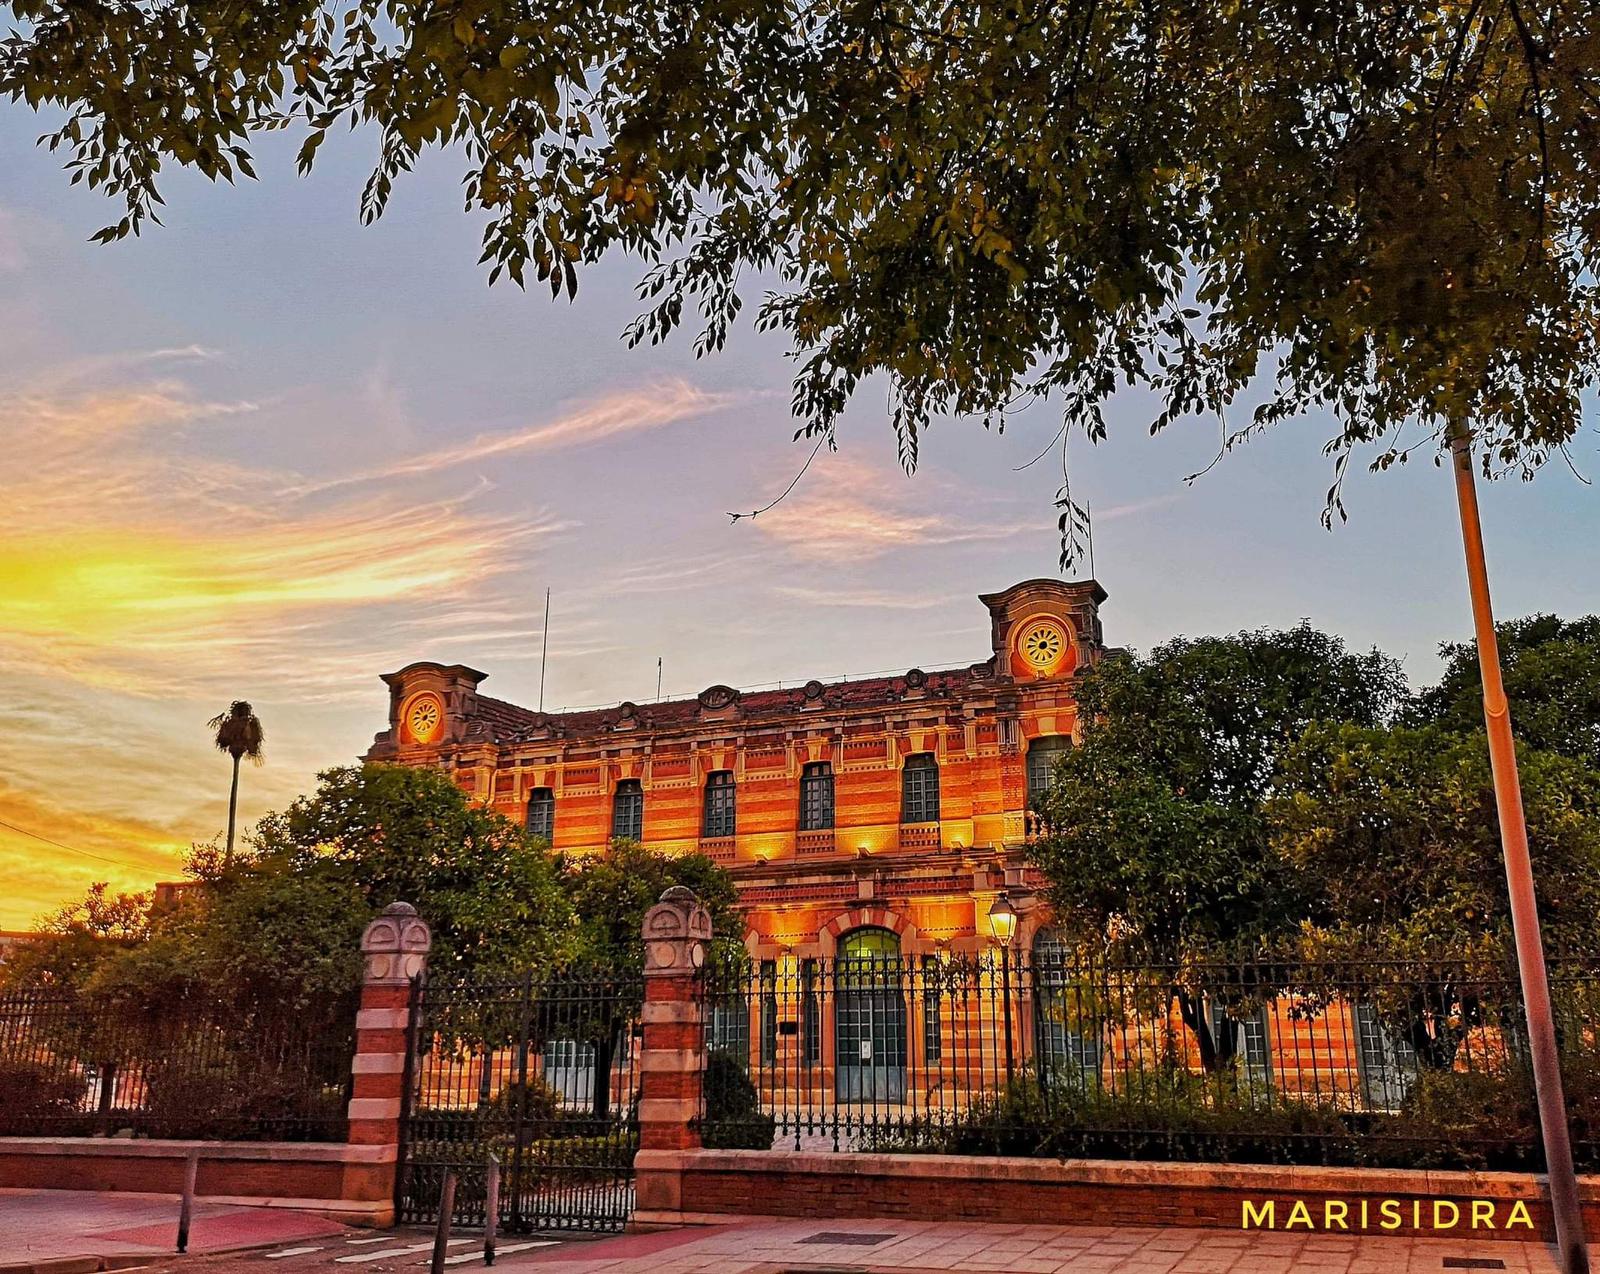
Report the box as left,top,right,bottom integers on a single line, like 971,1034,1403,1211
650,1150,1600,1245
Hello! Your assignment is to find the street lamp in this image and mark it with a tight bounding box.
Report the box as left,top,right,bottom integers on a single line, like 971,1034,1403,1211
987,893,1018,1084
1450,430,1589,1274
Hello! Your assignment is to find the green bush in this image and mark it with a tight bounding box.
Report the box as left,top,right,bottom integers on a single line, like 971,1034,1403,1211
0,1060,89,1135
140,1060,346,1140
700,1051,776,1150
863,1053,1600,1173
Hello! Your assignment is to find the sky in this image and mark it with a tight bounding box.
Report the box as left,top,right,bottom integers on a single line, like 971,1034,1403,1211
2,113,1598,931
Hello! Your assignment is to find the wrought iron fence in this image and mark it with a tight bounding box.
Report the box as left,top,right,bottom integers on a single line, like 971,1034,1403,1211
0,985,355,1140
397,965,644,1234
698,948,1600,1172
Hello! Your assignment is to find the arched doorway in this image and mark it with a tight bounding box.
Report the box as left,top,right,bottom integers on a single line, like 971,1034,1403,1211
834,927,907,1103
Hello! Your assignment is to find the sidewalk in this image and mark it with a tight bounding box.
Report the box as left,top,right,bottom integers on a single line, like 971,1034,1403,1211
0,1189,353,1269
517,1218,1564,1272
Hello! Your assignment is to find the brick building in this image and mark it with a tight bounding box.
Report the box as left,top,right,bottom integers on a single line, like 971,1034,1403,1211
367,577,1105,963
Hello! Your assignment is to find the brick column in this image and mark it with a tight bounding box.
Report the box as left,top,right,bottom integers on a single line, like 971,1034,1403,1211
342,901,431,1224
633,886,710,1221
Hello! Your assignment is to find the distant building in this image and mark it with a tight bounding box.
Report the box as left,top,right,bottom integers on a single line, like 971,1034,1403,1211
0,931,34,964
369,578,1106,959
151,881,202,913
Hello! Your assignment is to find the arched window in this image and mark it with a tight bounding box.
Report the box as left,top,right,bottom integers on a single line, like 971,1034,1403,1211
703,770,736,837
900,753,940,824
835,927,906,1102
1032,927,1102,1090
611,779,643,840
799,761,834,830
1026,735,1073,802
526,787,555,841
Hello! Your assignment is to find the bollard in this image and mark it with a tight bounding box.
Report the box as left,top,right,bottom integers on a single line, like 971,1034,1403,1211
483,1155,499,1266
176,1148,199,1253
431,1171,457,1274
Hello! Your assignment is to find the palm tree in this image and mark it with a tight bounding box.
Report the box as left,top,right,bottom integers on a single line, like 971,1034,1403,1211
208,701,264,865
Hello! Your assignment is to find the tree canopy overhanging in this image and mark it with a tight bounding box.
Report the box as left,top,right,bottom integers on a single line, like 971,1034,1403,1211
6,1,1598,557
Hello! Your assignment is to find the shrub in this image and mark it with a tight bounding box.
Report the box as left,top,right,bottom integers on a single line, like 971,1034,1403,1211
0,1060,89,1135
701,1051,776,1150
140,1059,346,1140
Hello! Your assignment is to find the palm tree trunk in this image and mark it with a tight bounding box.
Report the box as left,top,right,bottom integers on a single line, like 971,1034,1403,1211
225,752,241,865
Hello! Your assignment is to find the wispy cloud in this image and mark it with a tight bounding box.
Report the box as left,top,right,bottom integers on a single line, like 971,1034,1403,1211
770,585,946,611
283,380,738,495
751,456,1037,560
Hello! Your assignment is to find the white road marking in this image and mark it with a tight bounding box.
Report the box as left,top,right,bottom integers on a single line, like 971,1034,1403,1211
346,1238,397,1245
415,1242,559,1266
334,1241,471,1263
265,1249,325,1260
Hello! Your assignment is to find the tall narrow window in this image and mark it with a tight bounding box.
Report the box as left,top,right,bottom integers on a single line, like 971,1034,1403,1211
611,779,643,840
901,753,940,823
921,955,944,1063
526,787,555,841
759,960,778,1066
799,761,834,831
703,770,736,837
1026,736,1072,802
801,959,821,1066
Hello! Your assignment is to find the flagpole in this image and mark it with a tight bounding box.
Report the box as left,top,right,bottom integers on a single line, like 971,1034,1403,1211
538,588,550,714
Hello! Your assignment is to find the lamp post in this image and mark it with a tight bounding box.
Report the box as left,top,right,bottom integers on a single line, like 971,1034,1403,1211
1450,430,1589,1274
987,892,1018,1084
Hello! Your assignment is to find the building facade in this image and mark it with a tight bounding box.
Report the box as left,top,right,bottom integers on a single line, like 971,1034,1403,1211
367,577,1106,964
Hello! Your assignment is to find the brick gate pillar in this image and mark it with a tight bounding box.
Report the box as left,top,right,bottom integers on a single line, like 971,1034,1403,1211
633,886,711,1222
343,901,431,1224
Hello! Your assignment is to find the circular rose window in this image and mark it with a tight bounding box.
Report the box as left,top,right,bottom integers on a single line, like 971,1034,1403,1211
405,694,444,743
1017,619,1069,675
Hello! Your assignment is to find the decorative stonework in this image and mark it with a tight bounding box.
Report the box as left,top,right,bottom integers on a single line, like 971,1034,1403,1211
643,885,711,977
360,902,432,986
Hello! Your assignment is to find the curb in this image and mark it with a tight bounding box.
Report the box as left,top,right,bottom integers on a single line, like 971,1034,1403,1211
0,1258,157,1274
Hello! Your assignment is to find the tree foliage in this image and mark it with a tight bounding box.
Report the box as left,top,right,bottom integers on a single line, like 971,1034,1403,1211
1410,613,1600,771
1031,624,1407,958
1273,723,1600,960
252,762,573,978
7,1,1598,558
560,837,742,971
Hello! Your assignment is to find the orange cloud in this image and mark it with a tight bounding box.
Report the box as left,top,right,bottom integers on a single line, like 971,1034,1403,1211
283,380,735,495
751,456,1036,560
0,780,188,931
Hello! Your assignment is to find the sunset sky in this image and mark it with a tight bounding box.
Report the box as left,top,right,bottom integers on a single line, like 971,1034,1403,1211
3,115,1598,930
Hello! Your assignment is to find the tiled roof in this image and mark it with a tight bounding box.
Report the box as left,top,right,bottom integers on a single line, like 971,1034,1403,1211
474,661,1000,746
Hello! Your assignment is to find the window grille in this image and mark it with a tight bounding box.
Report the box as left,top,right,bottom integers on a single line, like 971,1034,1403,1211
900,753,940,824
526,787,555,840
703,770,736,838
611,779,643,840
1026,736,1073,801
799,761,835,830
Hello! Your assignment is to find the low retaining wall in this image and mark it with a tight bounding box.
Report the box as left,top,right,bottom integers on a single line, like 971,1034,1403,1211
0,1138,396,1225
635,1149,1600,1243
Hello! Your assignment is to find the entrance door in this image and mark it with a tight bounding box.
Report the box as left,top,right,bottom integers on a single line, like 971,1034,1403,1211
834,928,907,1103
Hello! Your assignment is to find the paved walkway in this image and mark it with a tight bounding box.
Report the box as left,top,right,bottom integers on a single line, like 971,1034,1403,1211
0,1190,353,1267
0,1196,1569,1274
511,1218,1564,1272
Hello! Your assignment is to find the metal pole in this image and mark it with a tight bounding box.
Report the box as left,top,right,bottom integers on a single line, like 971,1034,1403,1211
1000,947,1015,1085
537,589,551,713
431,1171,457,1274
484,1155,500,1266
176,1147,199,1253
1449,428,1590,1274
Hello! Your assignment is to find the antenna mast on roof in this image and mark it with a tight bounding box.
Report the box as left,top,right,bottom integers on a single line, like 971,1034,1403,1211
656,657,663,701
1087,502,1096,580
538,588,551,713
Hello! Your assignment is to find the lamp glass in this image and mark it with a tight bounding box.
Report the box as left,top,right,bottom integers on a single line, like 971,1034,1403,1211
987,893,1018,947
